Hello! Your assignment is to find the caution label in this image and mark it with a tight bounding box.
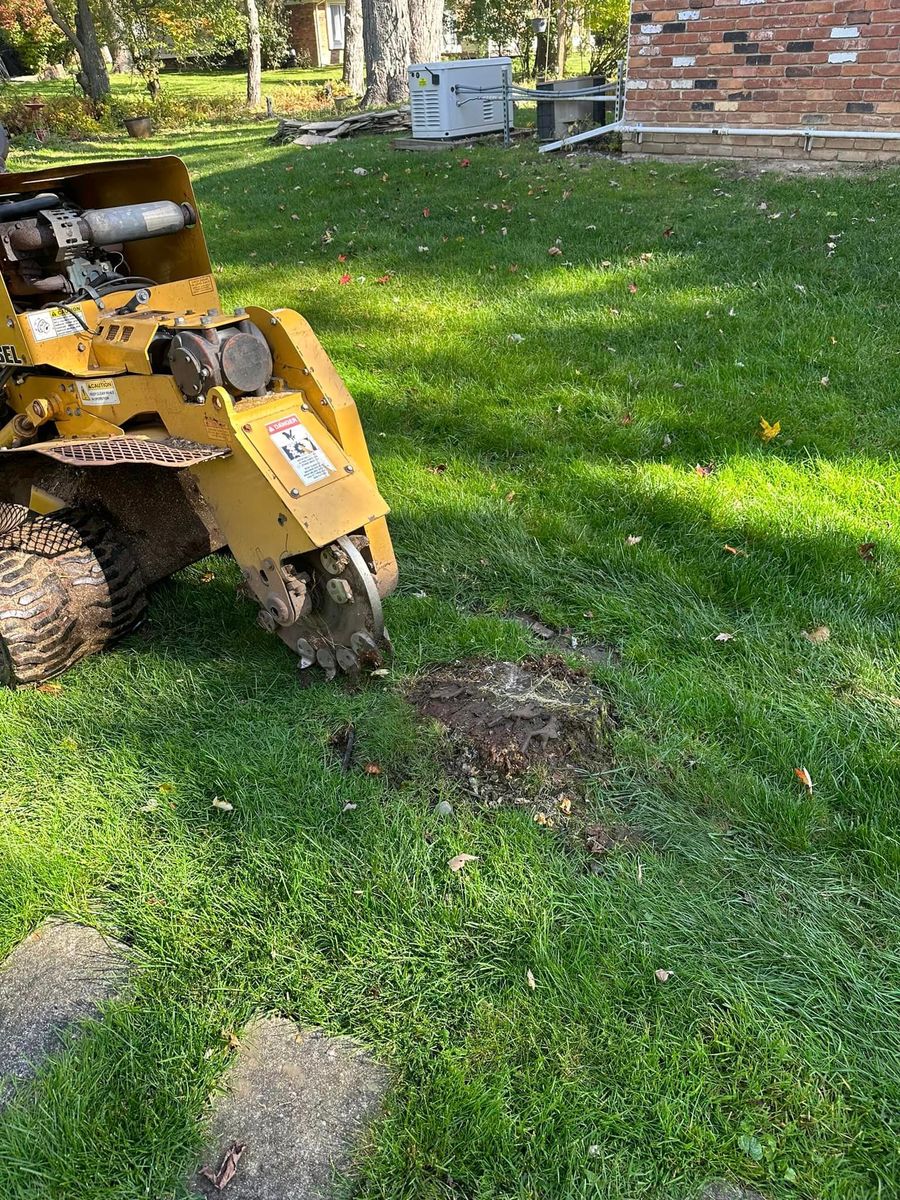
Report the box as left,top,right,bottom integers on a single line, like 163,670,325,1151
266,415,335,487
26,307,84,343
77,378,119,407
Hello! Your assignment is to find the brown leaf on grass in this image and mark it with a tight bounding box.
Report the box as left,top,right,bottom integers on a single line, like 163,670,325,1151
505,491,517,503
619,412,633,426
426,463,447,475
694,462,716,478
364,762,382,776
200,1142,245,1191
663,225,674,237
200,571,216,584
654,969,672,984
723,544,747,557
547,246,563,257
221,1029,240,1051
802,625,830,645
526,968,537,990
627,281,638,295
858,541,877,563
759,417,781,442
794,767,814,795
37,682,63,695
448,853,478,872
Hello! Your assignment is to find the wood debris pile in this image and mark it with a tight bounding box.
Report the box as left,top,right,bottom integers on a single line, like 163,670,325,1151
271,108,410,147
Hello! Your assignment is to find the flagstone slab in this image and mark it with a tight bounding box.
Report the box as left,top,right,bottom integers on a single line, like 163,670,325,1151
192,1017,389,1200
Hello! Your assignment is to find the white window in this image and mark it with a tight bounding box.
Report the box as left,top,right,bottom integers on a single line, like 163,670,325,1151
326,3,345,50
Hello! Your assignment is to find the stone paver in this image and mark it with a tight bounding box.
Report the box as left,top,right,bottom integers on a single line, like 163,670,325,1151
192,1017,389,1200
0,918,130,1107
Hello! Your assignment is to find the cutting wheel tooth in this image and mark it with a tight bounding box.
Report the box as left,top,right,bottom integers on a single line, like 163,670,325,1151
350,631,378,655
316,647,337,680
296,638,315,669
336,646,359,674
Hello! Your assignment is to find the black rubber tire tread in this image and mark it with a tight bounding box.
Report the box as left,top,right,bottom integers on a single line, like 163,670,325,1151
0,508,147,687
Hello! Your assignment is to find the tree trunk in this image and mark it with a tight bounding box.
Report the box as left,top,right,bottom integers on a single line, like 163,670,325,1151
408,0,443,64
44,0,110,102
342,0,364,95
246,0,262,107
555,0,568,77
361,0,410,107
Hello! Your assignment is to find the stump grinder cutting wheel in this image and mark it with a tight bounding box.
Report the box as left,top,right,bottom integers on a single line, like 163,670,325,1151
0,156,397,686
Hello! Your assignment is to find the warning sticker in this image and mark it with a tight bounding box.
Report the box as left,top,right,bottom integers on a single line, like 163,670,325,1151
190,274,214,295
266,415,335,486
77,378,119,407
26,307,84,343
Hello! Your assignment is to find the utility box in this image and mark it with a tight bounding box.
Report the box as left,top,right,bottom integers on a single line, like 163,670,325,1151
408,57,513,140
536,76,610,142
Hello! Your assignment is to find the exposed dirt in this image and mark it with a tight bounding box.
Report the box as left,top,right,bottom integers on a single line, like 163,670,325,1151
408,657,621,847
585,823,643,857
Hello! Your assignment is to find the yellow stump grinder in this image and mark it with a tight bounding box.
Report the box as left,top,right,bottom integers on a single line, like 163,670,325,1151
0,155,397,686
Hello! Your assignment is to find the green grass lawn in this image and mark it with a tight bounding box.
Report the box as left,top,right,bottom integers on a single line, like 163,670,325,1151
4,65,341,101
1,125,899,1200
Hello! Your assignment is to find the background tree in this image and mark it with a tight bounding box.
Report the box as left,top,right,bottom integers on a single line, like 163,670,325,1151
408,0,442,63
361,0,410,107
42,0,109,100
0,0,65,73
583,0,626,77
342,0,363,94
245,0,261,106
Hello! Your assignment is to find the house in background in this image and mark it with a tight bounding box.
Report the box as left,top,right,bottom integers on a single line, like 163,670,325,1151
624,1,900,165
286,0,346,67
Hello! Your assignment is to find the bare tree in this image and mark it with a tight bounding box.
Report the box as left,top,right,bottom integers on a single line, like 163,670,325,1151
246,0,262,106
43,0,110,102
408,0,442,64
554,0,568,76
343,0,364,95
361,0,410,107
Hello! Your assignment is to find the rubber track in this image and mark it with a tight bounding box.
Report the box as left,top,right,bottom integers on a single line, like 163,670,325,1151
0,509,147,687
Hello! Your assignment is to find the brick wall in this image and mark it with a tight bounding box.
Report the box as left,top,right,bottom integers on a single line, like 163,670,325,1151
289,1,322,66
623,1,900,162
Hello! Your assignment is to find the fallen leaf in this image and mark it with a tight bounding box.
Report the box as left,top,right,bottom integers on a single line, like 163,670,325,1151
426,463,447,475
858,541,876,563
222,1029,241,1050
654,968,672,983
448,853,478,872
159,782,175,795
694,462,716,478
212,797,234,812
663,225,674,237
371,667,390,677
558,795,572,815
505,491,517,503
714,632,733,642
140,798,159,813
759,416,781,442
625,535,642,546
619,412,633,426
459,158,470,167
338,273,351,285
627,281,638,295
821,374,830,387
422,207,430,216
526,968,537,990
200,1141,245,1191
37,682,62,695
547,246,563,257
352,166,368,175
723,544,747,557
375,273,392,284
342,802,358,812
508,263,519,273
337,253,348,262
200,571,216,584
802,625,830,644
364,762,382,775
794,766,814,795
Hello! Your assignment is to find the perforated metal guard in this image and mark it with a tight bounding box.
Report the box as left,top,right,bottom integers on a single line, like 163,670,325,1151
2,436,231,468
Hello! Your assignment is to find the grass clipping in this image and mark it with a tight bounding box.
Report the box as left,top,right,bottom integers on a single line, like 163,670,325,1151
408,656,614,837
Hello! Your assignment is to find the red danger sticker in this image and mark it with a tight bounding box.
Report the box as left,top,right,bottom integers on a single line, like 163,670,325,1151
265,414,336,486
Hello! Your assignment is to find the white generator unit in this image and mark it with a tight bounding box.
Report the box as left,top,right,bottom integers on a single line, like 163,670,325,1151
408,57,513,140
